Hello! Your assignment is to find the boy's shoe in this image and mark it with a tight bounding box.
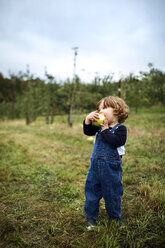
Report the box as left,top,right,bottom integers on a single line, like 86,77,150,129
86,218,97,230
118,217,126,227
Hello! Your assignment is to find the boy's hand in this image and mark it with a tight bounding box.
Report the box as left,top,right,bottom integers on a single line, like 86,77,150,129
85,111,99,125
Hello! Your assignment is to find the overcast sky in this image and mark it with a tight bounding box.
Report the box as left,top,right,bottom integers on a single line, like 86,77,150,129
0,0,165,82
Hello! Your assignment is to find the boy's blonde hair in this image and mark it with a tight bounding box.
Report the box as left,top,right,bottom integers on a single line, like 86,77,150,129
96,96,129,123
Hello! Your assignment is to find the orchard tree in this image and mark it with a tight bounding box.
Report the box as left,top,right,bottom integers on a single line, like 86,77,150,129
43,77,59,124
123,74,147,113
57,76,81,126
140,64,165,106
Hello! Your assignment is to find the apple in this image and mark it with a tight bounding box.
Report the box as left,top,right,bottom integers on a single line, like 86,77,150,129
92,113,105,126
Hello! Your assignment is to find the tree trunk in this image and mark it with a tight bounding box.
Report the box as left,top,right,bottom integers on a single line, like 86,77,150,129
25,101,30,125
11,102,15,119
26,111,30,125
50,107,56,124
135,105,138,113
45,114,49,124
68,104,73,127
50,114,54,124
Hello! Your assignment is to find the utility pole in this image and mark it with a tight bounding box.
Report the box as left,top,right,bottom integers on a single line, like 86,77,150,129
68,46,79,127
72,46,79,82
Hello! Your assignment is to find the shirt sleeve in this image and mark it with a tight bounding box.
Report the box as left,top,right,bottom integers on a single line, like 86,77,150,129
100,125,127,148
83,120,99,136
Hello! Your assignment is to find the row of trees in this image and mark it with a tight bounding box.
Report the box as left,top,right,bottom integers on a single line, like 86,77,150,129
0,64,164,126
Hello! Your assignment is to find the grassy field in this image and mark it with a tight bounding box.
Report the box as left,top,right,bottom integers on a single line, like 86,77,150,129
0,108,165,248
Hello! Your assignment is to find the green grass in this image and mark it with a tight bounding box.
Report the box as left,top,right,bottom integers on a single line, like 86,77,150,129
0,109,165,248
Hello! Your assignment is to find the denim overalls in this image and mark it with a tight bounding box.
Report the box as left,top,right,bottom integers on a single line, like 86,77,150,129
84,124,123,220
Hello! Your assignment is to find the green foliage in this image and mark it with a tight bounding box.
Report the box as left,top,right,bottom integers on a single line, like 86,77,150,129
122,74,149,112
0,64,165,123
141,67,165,106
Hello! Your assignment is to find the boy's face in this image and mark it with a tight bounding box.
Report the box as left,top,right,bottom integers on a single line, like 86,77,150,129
98,101,118,125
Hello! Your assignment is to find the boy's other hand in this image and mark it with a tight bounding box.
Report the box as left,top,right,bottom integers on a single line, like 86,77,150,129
85,111,99,125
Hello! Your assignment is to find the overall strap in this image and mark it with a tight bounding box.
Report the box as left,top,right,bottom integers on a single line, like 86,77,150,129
110,123,121,133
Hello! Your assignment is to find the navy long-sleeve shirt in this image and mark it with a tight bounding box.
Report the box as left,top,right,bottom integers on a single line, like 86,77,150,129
83,120,127,148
